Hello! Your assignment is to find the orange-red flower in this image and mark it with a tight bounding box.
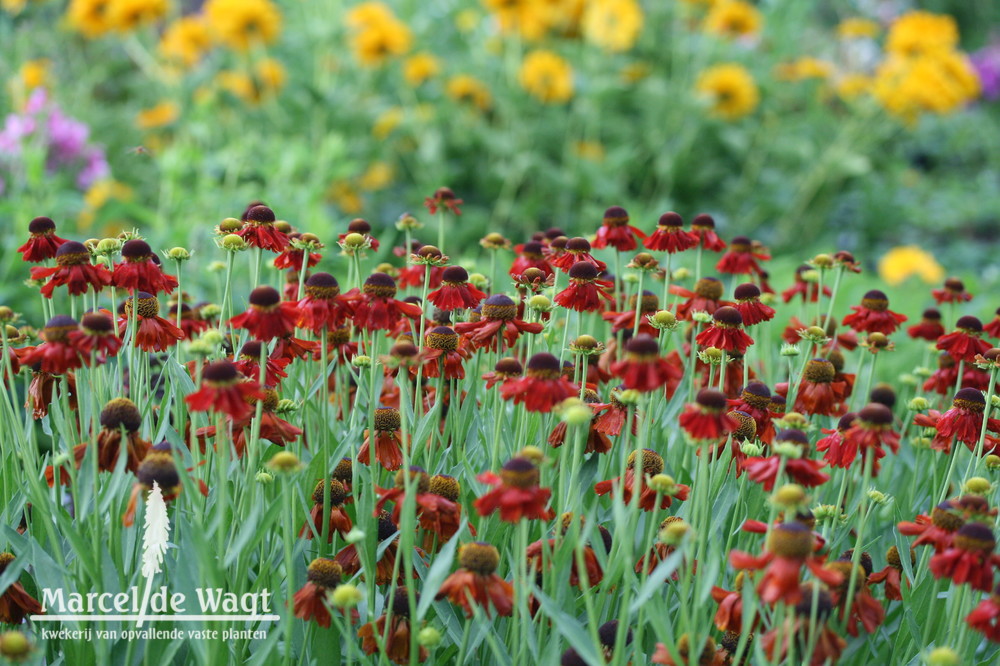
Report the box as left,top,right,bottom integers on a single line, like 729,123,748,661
295,272,356,334
842,289,907,335
17,216,67,262
230,286,299,340
670,277,730,320
0,552,43,623
715,236,769,276
234,340,290,386
728,381,777,444
427,266,487,311
112,239,178,295
351,273,423,332
436,542,513,617
611,335,682,392
781,264,830,303
643,212,699,253
733,282,775,326
550,236,607,273
185,360,265,421
30,241,111,298
238,205,289,253
913,388,1000,454
508,241,553,277
695,306,754,354
868,546,910,602
907,308,946,340
18,315,83,374
690,213,726,252
554,262,615,312
929,522,999,591
593,205,646,252
937,316,993,363
453,294,540,352
293,558,344,628
359,589,428,664
358,408,406,471
594,449,689,511
967,583,1000,642
932,276,973,304
424,186,462,215
680,388,740,440
300,479,352,542
475,457,555,522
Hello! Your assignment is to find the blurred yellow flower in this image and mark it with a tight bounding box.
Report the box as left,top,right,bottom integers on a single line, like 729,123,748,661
446,75,493,111
775,57,834,82
83,179,133,210
359,162,394,191
217,70,256,103
836,73,872,100
345,1,395,27
519,50,573,103
327,180,364,214
403,53,440,86
372,107,404,139
877,246,945,286
351,19,412,66
886,11,957,58
454,9,479,33
573,140,605,163
159,17,213,67
703,1,761,39
19,59,50,90
107,0,167,31
837,17,879,39
583,0,643,53
620,62,651,84
256,58,286,90
135,101,179,129
67,0,116,38
873,52,979,122
696,63,759,119
204,0,282,51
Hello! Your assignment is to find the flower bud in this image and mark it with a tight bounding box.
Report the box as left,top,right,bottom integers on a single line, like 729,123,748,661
0,307,15,324
650,310,676,328
985,454,1000,471
352,355,372,368
418,627,442,648
648,474,677,495
267,451,302,473
219,217,242,233
811,253,834,268
166,247,192,261
207,261,227,273
468,273,489,290
200,329,225,346
0,631,32,661
867,489,890,505
330,584,363,609
255,471,274,484
396,212,422,230
618,389,641,405
345,527,365,544
772,484,808,510
772,442,803,459
908,397,930,411
199,304,221,318
561,403,593,427
740,441,763,457
97,238,121,254
527,295,552,312
780,343,801,357
659,519,691,546
672,267,691,281
799,269,820,283
185,340,214,357
519,446,545,464
964,477,992,495
342,233,367,249
691,311,712,323
276,399,298,414
221,234,247,251
925,647,959,666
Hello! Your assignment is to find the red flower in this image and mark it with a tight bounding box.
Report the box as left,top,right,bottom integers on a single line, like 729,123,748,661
111,239,178,295
17,216,67,262
824,560,885,637
358,590,428,664
602,290,661,337
454,294,543,351
593,387,639,437
271,335,320,362
185,360,265,421
937,316,993,363
358,408,406,471
18,316,83,374
293,558,345,628
898,502,964,553
334,513,419,586
837,403,900,475
784,358,848,416
729,521,842,606
549,236,607,273
907,308,946,340
30,241,111,298
781,265,831,303
868,546,910,602
710,572,756,632
295,272,356,334
418,326,472,380
427,266,487,311
669,277,729,320
643,212,699,253
922,354,990,395
500,352,577,412
0,552,43,623
350,273,423,332
742,429,830,491
611,335,682,392
690,213,727,252
436,542,513,617
695,306,754,354
548,390,613,454
815,412,858,468
45,398,150,485
325,326,359,364
554,262,615,312
728,381,777,444
986,308,1000,340
230,286,299,341
594,449,690,511
930,522,999,591
759,592,846,666
915,388,1000,454
339,218,381,252
733,283,775,326
374,468,462,539
475,458,555,522
117,293,184,352
842,289,907,334
238,205,289,253
593,205,646,252
234,340,290,386
423,186,462,215
967,584,1000,642
932,276,973,304
680,389,739,440
299,479,352,542
508,241,553,277
715,236,769,275
170,303,210,340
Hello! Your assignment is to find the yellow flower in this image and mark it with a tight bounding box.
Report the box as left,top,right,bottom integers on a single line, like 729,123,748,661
217,70,257,103
775,57,834,82
135,101,179,130
837,17,879,39
836,73,872,100
345,1,395,28
256,58,286,92
159,17,213,67
519,50,573,103
107,0,167,32
885,11,958,58
572,140,605,163
372,107,404,139
359,162,394,191
216,59,286,105
620,61,651,84
327,180,364,215
403,53,440,86
19,59,50,90
703,1,762,39
67,0,116,38
877,246,944,286
582,0,643,53
446,75,493,111
204,0,282,51
351,22,413,66
873,52,979,122
696,63,759,119
83,179,133,210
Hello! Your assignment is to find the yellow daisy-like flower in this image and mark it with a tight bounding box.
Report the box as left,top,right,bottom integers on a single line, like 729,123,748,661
446,74,493,111
345,1,395,28
159,17,213,67
327,180,364,215
873,52,979,122
256,58,287,92
204,0,282,51
372,107,404,140
836,17,879,39
135,101,179,130
519,50,574,104
696,63,759,119
775,57,834,82
885,11,958,58
877,246,945,286
19,59,50,90
582,0,643,53
703,1,762,39
107,0,168,32
572,140,605,163
351,20,413,67
403,53,440,86
358,161,394,191
66,0,116,38
836,73,872,100
83,179,133,211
